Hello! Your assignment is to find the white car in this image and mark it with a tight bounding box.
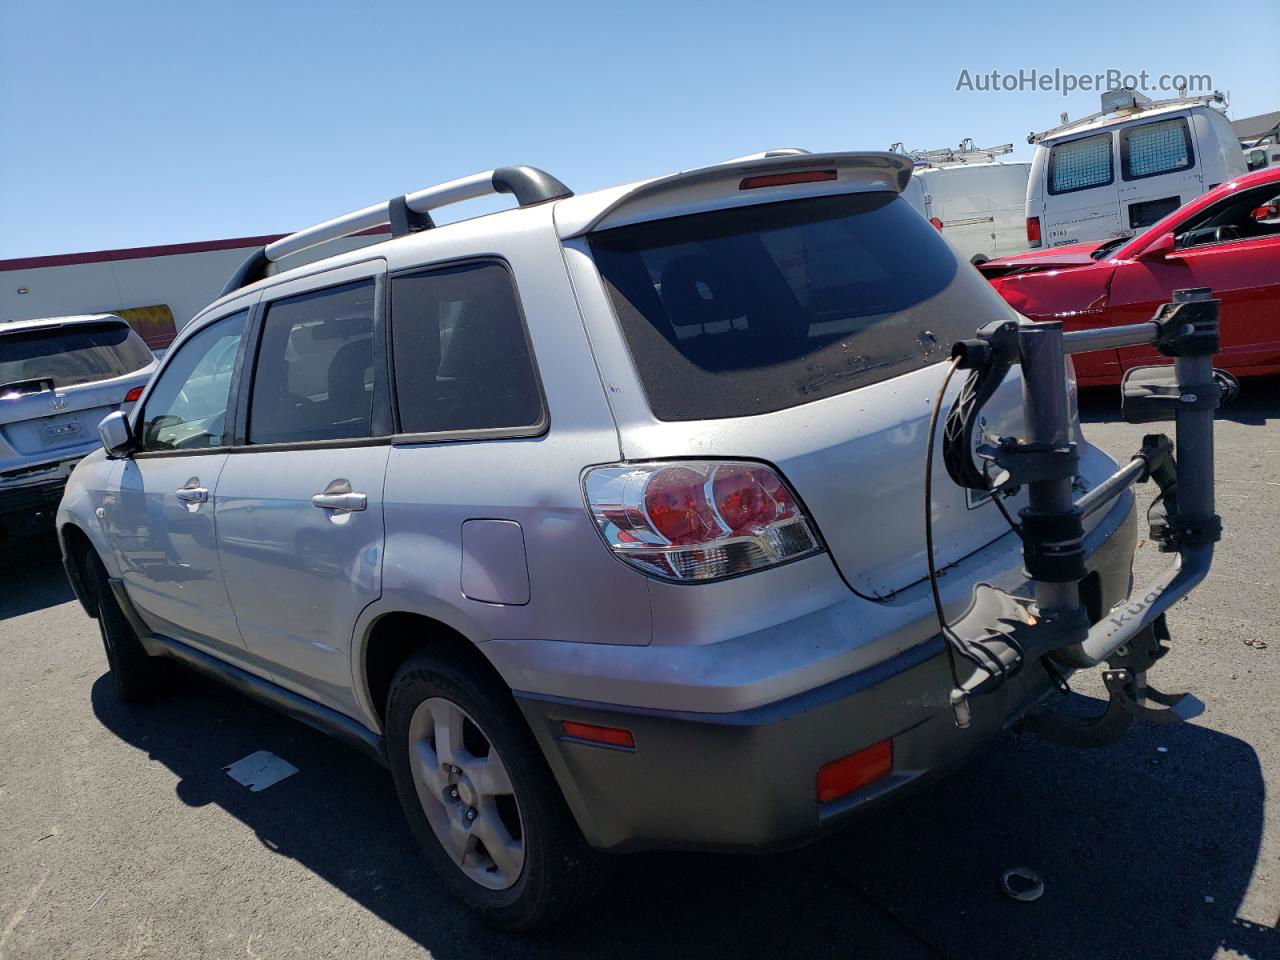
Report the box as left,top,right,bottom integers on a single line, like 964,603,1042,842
0,314,155,542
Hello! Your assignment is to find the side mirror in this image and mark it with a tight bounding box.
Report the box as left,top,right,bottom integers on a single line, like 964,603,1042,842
98,411,136,458
1135,231,1178,262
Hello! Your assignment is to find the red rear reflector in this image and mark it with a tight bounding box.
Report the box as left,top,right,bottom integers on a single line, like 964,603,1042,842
561,720,635,749
124,386,144,403
929,216,944,231
739,170,837,190
817,740,892,804
1026,216,1042,247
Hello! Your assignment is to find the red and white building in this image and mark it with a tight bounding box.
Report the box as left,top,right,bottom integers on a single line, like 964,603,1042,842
0,232,384,350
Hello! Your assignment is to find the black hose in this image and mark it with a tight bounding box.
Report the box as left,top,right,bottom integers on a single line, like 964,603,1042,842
924,358,1005,685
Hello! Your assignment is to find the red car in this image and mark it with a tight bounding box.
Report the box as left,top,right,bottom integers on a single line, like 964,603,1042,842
978,168,1280,386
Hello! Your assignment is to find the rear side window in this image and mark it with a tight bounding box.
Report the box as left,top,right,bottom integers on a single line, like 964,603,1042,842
0,321,152,390
248,280,377,445
1048,133,1114,194
389,261,543,435
589,191,1000,421
140,311,246,451
1122,117,1194,180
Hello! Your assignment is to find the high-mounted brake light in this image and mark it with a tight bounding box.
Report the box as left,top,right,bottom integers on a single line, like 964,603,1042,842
583,460,822,581
1026,216,1042,247
739,170,837,190
123,386,144,404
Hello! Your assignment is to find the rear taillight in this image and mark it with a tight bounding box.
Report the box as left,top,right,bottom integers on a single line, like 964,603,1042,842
123,386,144,404
929,216,944,231
1026,216,1042,247
583,460,822,581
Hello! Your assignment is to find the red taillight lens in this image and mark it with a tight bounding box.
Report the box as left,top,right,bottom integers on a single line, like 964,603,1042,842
739,169,837,190
817,740,893,804
1026,216,1042,247
929,216,944,231
643,466,720,546
711,465,795,535
584,460,822,581
561,720,635,749
123,386,144,404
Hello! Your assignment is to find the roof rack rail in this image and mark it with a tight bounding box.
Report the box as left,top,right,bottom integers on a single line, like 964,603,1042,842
221,165,572,296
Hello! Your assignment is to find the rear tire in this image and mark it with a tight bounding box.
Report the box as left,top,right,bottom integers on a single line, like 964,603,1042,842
84,550,160,703
385,649,610,930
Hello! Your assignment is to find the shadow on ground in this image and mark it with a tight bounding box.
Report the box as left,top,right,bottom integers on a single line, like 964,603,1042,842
0,533,74,620
88,659,1271,960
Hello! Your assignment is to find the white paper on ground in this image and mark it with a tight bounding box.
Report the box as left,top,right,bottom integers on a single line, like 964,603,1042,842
224,750,299,792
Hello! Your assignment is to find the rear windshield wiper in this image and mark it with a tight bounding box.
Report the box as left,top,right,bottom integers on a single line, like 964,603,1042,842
0,377,56,399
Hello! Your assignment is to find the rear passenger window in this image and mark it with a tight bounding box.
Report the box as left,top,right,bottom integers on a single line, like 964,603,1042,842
1048,133,1114,194
248,280,377,445
389,262,543,436
1121,117,1195,180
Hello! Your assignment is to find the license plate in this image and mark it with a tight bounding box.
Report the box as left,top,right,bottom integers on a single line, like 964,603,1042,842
43,420,83,445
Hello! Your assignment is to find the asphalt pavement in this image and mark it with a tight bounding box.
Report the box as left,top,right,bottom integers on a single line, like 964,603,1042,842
1,384,1276,960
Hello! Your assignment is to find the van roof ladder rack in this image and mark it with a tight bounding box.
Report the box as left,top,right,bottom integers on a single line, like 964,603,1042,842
888,139,1013,166
221,165,572,296
1027,89,1228,144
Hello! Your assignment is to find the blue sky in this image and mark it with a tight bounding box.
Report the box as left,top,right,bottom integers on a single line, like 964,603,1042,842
1,0,1275,258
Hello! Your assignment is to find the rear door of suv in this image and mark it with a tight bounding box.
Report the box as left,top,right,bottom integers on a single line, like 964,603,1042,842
213,260,391,711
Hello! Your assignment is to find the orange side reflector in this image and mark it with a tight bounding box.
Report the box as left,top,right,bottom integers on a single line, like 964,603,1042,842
561,720,635,749
816,739,892,804
124,386,144,403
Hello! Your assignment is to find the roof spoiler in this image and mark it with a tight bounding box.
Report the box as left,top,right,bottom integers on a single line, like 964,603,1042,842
557,151,915,238
221,165,572,296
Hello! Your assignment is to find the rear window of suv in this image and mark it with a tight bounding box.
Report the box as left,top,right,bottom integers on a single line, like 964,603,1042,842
589,191,998,421
0,320,153,390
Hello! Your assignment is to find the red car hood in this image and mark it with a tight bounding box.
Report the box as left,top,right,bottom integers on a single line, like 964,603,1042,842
978,242,1101,277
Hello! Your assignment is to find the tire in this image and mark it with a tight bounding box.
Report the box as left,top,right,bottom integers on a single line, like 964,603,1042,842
385,650,610,930
84,550,160,703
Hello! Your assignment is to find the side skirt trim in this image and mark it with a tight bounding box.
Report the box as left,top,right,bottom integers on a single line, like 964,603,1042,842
107,579,386,766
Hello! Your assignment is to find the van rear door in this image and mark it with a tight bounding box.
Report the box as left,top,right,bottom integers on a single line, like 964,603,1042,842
1041,131,1124,246
1117,111,1201,235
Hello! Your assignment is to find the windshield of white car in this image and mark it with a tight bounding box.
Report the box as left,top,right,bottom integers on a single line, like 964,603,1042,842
0,322,153,389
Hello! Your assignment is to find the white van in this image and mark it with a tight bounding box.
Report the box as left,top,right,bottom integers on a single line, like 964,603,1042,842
901,160,1032,263
1026,89,1248,248
1245,139,1280,171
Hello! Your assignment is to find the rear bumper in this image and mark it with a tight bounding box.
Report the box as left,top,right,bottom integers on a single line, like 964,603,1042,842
513,493,1136,853
0,478,67,540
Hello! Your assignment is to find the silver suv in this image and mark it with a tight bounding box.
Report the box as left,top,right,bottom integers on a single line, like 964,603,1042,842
58,153,1186,929
2,314,154,542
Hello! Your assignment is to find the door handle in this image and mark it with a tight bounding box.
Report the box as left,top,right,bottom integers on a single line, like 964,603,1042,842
311,491,367,512
175,486,208,504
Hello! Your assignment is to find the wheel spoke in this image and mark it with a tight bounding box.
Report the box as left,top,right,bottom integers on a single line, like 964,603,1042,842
431,700,465,768
473,807,522,881
409,739,446,794
463,754,512,797
438,815,473,866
